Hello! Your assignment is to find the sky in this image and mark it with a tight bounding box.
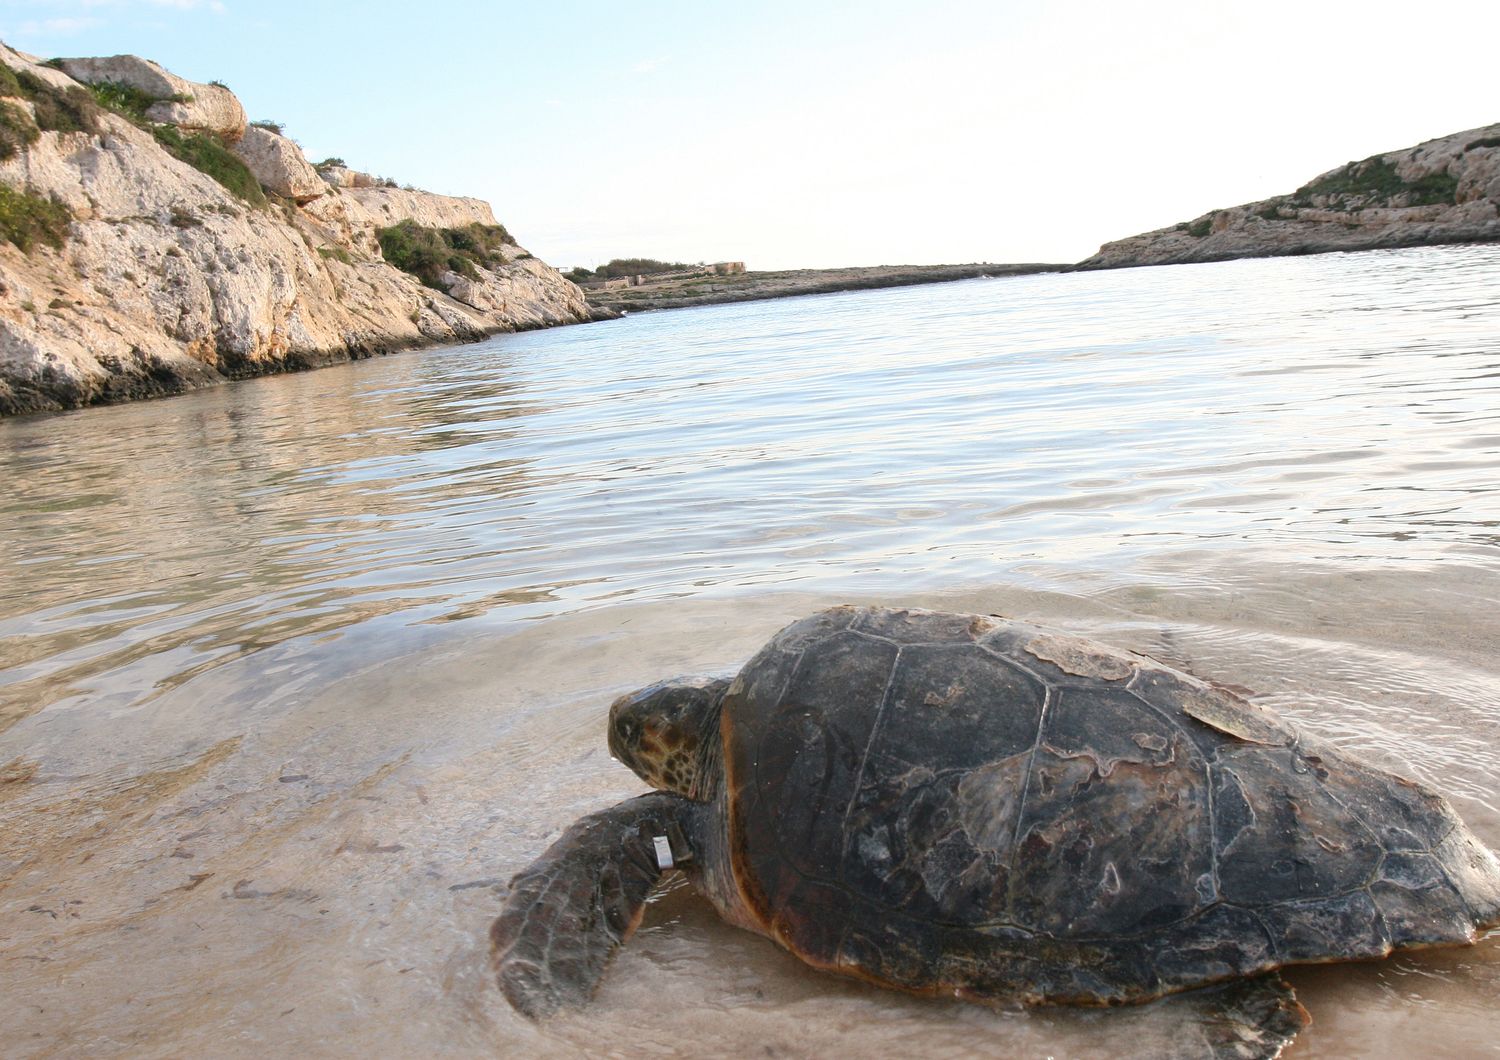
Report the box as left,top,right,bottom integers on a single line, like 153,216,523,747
1,0,1498,270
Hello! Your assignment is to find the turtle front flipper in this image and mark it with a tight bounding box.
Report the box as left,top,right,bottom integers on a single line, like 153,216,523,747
490,791,698,1018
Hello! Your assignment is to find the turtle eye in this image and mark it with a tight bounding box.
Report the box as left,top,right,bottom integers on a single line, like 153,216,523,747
619,718,640,742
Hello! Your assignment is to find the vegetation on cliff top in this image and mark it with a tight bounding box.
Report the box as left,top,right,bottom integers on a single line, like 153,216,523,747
86,79,171,122
376,221,518,289
149,123,266,206
0,64,100,160
82,78,267,207
1171,152,1464,239
1291,156,1458,210
0,61,267,210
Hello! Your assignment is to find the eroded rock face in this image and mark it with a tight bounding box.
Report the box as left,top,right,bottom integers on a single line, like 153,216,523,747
56,54,247,139
316,164,355,189
344,186,497,229
0,49,608,417
1079,123,1500,270
231,126,325,203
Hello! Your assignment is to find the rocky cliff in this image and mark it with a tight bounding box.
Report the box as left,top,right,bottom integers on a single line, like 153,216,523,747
1079,123,1500,270
0,47,608,416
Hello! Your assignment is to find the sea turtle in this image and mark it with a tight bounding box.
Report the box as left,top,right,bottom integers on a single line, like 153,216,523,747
491,606,1500,1053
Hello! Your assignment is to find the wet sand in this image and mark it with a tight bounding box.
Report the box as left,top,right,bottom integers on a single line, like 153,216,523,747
4,570,1497,1058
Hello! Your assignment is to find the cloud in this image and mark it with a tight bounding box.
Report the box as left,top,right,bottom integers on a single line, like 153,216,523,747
631,57,666,74
3,0,227,16
3,0,225,44
14,15,103,34
5,0,120,8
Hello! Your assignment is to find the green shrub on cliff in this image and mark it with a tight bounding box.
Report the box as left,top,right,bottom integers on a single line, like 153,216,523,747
87,80,161,122
20,72,98,136
0,63,102,180
377,221,453,288
1293,157,1458,209
0,67,101,137
444,220,516,255
1,64,95,128
377,220,517,289
0,100,40,160
0,184,73,251
589,257,693,280
150,123,266,206
1403,170,1461,206
75,78,264,206
88,79,193,125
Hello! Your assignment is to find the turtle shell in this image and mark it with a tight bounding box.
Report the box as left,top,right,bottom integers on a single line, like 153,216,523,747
720,606,1500,1004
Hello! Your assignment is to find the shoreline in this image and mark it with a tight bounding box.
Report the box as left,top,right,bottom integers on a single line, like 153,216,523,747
7,236,1497,421
0,312,615,421
582,262,1063,313
1072,225,1500,273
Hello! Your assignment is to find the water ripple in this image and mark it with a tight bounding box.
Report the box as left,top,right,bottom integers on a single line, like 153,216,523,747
2,244,1500,730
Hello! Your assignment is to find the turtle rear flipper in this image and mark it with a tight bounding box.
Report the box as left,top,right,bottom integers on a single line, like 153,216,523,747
490,792,697,1019
1190,974,1309,1060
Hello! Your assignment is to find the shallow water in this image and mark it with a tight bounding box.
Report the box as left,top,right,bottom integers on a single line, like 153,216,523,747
2,244,1500,1057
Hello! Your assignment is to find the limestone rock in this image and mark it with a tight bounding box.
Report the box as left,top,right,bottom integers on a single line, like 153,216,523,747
330,169,384,189
316,164,355,188
56,54,246,139
1079,122,1500,270
0,44,74,92
299,191,382,258
345,186,497,229
0,48,607,417
232,126,325,203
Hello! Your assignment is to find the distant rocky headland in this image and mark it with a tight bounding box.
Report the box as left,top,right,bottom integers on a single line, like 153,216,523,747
0,46,611,416
575,123,1500,312
1078,122,1500,270
580,262,1060,313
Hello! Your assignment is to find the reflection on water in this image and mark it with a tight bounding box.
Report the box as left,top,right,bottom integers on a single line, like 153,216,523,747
4,246,1499,736
2,244,1500,1057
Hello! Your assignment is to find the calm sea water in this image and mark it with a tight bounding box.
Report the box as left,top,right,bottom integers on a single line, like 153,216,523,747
2,245,1499,1058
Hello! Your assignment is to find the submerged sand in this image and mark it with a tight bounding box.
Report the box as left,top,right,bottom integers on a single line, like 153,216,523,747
6,247,1500,1056
3,570,1497,1058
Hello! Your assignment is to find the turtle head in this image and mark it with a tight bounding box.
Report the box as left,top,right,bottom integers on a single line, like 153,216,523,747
608,675,730,798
